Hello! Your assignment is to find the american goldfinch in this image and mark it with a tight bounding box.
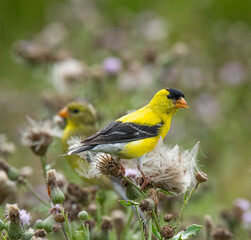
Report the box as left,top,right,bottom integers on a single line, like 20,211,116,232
58,101,98,181
67,88,188,160
58,101,128,194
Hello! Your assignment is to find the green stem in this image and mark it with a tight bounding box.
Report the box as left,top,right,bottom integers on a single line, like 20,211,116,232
60,204,73,240
24,183,48,206
61,224,69,240
135,205,146,240
122,175,163,239
174,183,200,228
96,201,102,230
121,176,147,198
120,207,133,240
82,223,90,240
40,155,47,180
148,218,152,240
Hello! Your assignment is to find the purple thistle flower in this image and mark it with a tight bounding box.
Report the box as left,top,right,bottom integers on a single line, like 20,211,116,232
234,198,250,211
242,211,251,225
125,168,139,178
19,209,31,226
102,57,122,74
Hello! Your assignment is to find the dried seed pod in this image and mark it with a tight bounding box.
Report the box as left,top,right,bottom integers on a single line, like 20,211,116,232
54,212,65,223
96,154,124,177
34,229,47,238
7,204,24,240
160,225,175,239
52,224,61,233
101,216,113,231
211,227,233,240
164,213,173,223
139,198,155,212
84,220,95,230
196,172,208,183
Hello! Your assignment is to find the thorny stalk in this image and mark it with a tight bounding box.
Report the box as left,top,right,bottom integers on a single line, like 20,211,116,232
122,175,147,198
175,183,201,228
122,175,163,240
135,205,146,240
61,224,69,240
82,222,90,240
148,218,152,240
60,204,73,240
40,155,47,180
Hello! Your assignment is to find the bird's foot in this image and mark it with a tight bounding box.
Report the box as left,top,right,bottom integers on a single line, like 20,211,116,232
138,168,151,191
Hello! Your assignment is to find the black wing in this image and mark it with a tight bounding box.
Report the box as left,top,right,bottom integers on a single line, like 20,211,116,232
81,121,162,145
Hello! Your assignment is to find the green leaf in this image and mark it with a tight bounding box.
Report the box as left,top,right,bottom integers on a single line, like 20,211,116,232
119,200,139,207
152,225,161,240
172,224,203,240
183,191,188,201
159,189,174,195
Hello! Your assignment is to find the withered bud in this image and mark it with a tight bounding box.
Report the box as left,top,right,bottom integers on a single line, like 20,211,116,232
0,159,10,172
211,227,233,240
49,205,61,215
84,220,95,230
53,224,61,232
34,229,47,238
232,206,244,223
54,213,65,223
196,172,208,183
96,154,124,177
56,172,67,188
161,225,175,239
87,203,97,216
144,49,157,63
8,204,20,222
24,129,53,156
101,216,113,231
164,213,173,223
139,198,155,212
204,215,214,235
67,183,89,202
47,170,57,188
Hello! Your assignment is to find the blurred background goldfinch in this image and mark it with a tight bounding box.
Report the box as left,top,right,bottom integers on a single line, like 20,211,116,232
58,101,98,182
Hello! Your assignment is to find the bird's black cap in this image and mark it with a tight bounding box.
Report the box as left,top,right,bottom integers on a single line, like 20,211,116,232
166,88,185,100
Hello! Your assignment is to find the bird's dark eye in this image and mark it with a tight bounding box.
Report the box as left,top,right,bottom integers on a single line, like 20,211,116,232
167,95,172,99
73,109,79,114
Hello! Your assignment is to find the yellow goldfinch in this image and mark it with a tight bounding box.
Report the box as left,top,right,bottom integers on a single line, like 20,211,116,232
67,88,188,161
58,101,126,192
58,101,98,181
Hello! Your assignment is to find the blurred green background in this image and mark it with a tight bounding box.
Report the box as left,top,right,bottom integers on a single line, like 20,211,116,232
0,0,250,223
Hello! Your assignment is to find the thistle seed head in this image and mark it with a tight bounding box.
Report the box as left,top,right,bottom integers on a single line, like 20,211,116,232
160,225,175,239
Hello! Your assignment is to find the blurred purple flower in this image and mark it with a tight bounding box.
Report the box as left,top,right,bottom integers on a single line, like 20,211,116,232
242,211,251,225
19,209,31,226
125,168,139,178
194,94,221,124
219,61,246,85
103,57,122,74
234,198,250,211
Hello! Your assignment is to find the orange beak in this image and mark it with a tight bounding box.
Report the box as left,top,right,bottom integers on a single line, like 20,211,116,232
58,107,69,118
175,97,189,109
